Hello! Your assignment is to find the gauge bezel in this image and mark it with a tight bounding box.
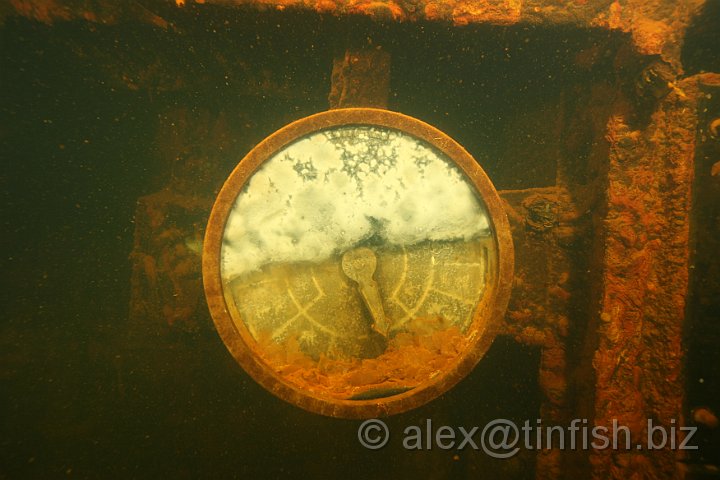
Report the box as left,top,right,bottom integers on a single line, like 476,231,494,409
203,108,514,418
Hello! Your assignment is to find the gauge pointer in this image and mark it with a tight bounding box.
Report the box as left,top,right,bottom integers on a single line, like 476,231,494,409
341,247,391,337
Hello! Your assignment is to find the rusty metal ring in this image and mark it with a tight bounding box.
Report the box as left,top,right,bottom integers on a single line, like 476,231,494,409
203,108,514,418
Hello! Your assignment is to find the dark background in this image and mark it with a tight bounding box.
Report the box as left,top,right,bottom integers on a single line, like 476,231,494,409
1,5,718,478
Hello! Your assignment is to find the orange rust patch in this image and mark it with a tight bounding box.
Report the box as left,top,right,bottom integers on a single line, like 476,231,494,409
258,324,468,399
449,0,522,26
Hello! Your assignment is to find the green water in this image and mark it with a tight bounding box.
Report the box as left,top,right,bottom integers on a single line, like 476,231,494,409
2,4,718,479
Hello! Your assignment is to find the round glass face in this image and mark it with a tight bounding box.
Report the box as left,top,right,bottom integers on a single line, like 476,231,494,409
203,109,513,418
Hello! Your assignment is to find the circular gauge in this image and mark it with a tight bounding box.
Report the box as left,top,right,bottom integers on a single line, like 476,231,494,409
203,108,513,418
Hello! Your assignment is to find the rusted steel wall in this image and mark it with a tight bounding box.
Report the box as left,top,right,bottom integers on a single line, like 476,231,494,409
118,22,712,480
494,65,715,480
588,74,718,479
501,187,576,480
3,0,705,68
7,2,713,478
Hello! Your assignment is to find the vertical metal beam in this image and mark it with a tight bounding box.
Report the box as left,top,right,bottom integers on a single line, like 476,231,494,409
588,75,708,480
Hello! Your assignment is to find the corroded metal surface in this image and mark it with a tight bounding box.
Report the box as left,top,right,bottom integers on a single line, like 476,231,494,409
3,0,706,68
75,0,716,473
587,74,719,480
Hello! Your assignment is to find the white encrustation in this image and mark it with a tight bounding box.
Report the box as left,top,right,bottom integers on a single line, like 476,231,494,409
221,126,490,282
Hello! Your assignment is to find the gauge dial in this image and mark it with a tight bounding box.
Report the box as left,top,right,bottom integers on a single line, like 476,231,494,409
203,109,513,418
